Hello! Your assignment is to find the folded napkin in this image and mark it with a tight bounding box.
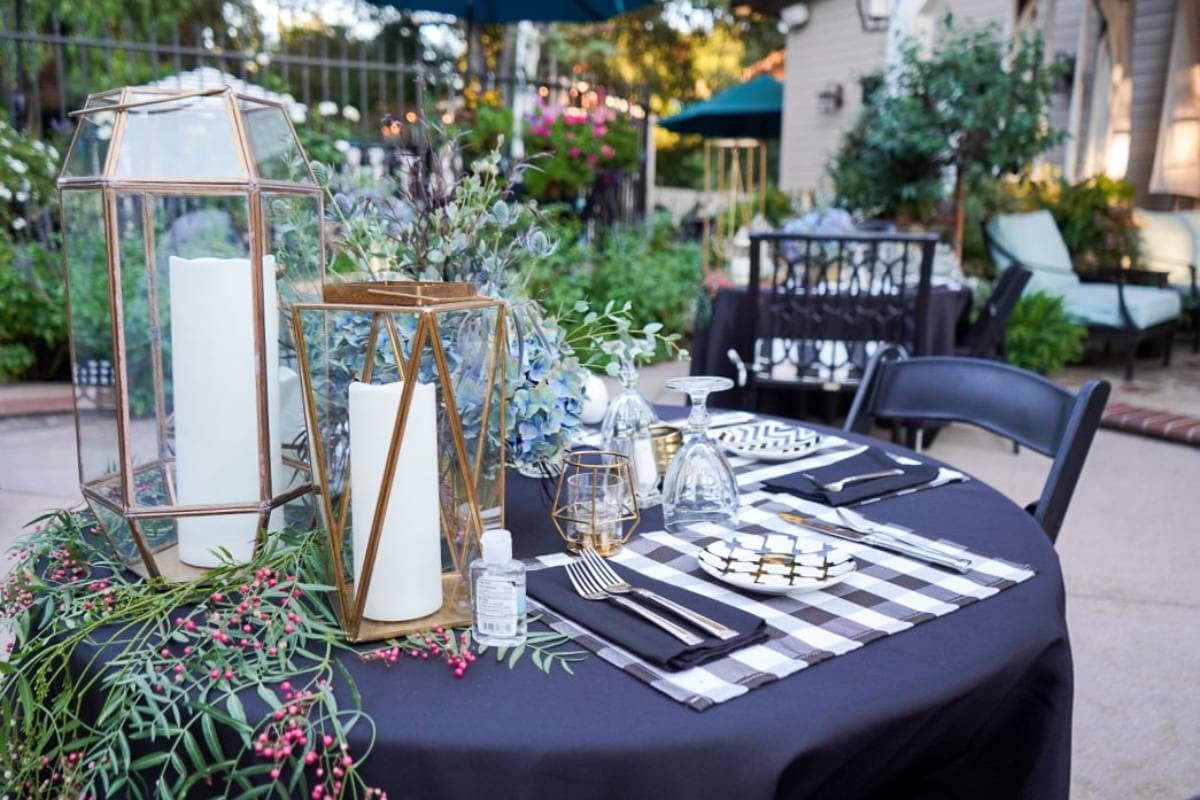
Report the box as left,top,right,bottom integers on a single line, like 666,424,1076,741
526,559,767,671
763,447,938,506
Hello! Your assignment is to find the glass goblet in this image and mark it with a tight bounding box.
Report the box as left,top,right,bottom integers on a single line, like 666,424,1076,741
661,376,739,533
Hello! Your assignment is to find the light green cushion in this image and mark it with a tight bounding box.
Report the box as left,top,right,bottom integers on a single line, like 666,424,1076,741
986,210,1080,298
1064,283,1182,330
1134,208,1196,288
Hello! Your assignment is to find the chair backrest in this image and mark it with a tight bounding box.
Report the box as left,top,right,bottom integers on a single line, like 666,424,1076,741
1133,208,1197,288
845,348,1111,542
746,230,938,389
983,211,1081,299
959,265,1032,358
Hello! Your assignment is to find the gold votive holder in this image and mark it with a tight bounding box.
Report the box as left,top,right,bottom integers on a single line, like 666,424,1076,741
650,424,684,474
550,450,640,556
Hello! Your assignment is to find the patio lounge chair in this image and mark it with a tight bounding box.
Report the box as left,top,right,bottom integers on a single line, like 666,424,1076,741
983,210,1181,380
846,346,1111,542
1134,208,1199,352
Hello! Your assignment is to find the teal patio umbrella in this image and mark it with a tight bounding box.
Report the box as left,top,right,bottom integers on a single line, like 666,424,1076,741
658,75,783,139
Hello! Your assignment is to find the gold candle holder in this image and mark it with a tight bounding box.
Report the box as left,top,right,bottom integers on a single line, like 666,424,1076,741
550,450,640,556
649,424,684,474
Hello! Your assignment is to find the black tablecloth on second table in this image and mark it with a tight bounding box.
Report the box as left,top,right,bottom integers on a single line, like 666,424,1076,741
691,284,974,411
68,420,1071,800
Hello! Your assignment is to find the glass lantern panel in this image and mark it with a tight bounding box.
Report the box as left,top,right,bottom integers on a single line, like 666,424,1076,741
62,96,118,178
62,190,121,494
131,191,299,570
240,99,314,183
261,192,323,310
112,93,245,181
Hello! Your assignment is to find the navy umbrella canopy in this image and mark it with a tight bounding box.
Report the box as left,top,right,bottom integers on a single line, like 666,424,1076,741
365,0,656,23
658,75,783,139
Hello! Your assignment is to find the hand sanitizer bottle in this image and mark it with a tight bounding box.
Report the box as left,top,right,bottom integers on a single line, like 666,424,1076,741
470,529,527,648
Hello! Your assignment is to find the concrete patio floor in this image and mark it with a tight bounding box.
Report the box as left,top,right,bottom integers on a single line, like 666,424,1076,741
1,361,1197,798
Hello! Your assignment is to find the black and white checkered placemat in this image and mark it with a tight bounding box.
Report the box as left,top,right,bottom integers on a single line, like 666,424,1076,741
532,431,1034,711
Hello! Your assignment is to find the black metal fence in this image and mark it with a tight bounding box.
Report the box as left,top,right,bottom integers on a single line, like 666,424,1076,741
0,2,650,222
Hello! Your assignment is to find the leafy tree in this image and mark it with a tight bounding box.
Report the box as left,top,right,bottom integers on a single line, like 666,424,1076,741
831,15,1064,256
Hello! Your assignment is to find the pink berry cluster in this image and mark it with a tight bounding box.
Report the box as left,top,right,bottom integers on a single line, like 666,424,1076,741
251,681,387,799
2,724,105,799
360,626,476,678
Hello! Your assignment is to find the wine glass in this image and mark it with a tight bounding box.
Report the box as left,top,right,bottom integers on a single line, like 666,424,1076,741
661,376,739,533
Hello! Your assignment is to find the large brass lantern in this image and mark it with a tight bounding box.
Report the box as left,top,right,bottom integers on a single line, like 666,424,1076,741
57,86,325,580
293,281,507,642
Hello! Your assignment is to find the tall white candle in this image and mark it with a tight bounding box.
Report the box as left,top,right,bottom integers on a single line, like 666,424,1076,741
170,255,283,567
348,380,443,621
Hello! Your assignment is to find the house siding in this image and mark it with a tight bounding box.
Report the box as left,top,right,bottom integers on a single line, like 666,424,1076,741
1127,0,1176,205
778,2,887,192
778,0,1015,194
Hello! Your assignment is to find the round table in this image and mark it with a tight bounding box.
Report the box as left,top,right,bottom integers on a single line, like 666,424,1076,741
68,421,1072,799
339,422,1071,799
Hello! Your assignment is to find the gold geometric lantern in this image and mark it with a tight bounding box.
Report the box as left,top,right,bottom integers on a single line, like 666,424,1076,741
292,281,507,642
550,450,640,557
57,86,325,581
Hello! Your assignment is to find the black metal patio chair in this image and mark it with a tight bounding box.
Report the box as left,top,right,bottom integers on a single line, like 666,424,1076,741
741,230,939,413
955,265,1032,360
845,347,1111,542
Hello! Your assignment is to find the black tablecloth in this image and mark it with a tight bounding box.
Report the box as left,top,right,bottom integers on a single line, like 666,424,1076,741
68,420,1071,800
692,285,974,411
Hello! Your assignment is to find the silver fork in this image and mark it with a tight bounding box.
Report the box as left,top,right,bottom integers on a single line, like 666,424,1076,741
803,468,904,492
564,560,703,646
580,548,739,640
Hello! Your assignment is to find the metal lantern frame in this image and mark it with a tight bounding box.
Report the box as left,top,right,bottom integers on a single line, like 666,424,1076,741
58,85,324,581
292,281,508,642
550,450,641,556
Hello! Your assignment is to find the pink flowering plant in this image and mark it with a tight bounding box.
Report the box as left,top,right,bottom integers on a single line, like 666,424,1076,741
0,511,584,797
522,100,640,201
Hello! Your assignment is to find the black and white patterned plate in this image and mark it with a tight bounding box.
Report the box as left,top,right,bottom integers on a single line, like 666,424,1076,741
696,532,857,595
715,421,823,462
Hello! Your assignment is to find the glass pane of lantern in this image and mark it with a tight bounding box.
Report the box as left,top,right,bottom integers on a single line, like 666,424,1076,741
112,93,245,181
240,99,314,183
261,192,323,309
297,304,410,594
62,190,121,494
62,96,118,178
116,193,254,514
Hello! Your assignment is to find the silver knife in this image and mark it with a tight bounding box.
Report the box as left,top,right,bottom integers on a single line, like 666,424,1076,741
779,511,973,574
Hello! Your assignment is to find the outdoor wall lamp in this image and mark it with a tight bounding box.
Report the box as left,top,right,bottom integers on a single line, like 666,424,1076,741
818,83,844,114
856,0,891,32
779,3,810,31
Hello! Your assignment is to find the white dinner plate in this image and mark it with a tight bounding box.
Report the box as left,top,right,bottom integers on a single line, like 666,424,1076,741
715,421,823,462
696,532,856,595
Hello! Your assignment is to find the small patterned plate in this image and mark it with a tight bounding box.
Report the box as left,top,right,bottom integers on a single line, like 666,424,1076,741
716,421,823,462
696,532,856,595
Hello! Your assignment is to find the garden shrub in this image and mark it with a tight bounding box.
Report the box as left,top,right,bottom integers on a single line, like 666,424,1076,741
526,212,702,361
1005,291,1086,375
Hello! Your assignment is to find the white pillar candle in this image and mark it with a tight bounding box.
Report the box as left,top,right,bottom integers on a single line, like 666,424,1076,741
633,435,659,495
348,380,443,622
170,255,282,567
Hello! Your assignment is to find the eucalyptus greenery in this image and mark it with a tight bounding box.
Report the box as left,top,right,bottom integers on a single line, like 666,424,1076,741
0,513,586,798
316,132,682,472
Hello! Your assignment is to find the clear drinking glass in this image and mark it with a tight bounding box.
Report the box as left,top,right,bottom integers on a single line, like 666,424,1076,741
600,357,659,443
565,471,627,555
661,376,740,533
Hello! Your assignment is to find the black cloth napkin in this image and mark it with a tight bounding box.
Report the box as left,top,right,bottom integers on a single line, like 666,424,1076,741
764,447,938,506
526,559,768,671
